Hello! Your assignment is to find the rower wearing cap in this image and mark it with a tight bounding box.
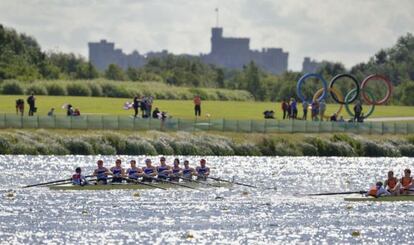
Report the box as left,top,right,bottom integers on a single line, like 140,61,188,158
126,160,143,182
110,159,125,183
400,168,413,195
72,167,88,186
170,158,182,182
142,159,157,182
196,159,210,181
384,170,400,196
156,156,172,180
366,181,390,197
182,160,195,181
93,160,110,185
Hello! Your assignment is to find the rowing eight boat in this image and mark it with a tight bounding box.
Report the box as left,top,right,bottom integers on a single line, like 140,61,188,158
344,195,414,202
48,181,231,191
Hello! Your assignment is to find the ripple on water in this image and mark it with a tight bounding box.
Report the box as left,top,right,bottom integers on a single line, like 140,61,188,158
0,155,414,243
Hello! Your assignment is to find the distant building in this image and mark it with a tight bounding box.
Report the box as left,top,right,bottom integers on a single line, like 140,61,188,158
302,57,322,73
88,27,289,74
88,40,146,71
201,27,288,74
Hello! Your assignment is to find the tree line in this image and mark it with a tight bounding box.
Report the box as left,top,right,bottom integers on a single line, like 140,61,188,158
1,24,413,104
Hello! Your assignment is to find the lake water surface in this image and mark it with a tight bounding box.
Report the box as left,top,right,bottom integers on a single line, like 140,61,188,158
1,156,414,244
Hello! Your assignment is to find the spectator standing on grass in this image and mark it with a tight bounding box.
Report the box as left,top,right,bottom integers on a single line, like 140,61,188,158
281,99,288,119
354,101,362,122
133,96,140,118
194,95,201,117
290,98,297,119
302,100,309,120
146,95,153,118
319,100,326,121
140,96,147,117
47,108,55,116
27,92,35,116
15,99,24,116
311,99,319,121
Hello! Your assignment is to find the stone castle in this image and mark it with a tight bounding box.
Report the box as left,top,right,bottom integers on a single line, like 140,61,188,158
89,27,289,74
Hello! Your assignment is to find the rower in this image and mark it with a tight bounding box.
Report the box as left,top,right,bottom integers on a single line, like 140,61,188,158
156,156,172,180
170,158,182,182
126,160,143,183
93,160,110,185
182,160,195,181
384,170,400,196
142,158,157,182
110,159,125,183
400,168,413,195
72,167,87,186
366,181,389,198
195,159,210,181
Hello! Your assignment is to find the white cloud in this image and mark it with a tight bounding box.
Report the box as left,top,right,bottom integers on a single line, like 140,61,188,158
0,0,413,70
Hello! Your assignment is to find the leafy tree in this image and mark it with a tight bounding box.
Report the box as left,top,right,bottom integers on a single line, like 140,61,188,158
105,64,126,81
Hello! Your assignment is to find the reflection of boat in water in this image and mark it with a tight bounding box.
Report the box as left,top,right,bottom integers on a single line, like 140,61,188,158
344,195,414,202
48,181,231,191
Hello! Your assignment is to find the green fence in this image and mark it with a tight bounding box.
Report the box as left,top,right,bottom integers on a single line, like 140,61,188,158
1,114,413,134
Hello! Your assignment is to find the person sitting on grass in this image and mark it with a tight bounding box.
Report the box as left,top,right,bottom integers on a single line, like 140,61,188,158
330,113,337,122
152,107,160,119
263,110,275,119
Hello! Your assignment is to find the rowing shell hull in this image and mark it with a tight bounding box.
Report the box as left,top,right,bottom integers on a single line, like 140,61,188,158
344,195,414,202
48,182,231,191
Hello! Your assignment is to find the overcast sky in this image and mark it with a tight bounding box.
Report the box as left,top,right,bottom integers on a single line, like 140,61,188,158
0,0,413,71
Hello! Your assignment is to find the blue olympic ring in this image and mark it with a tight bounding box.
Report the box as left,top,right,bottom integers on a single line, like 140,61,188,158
296,73,328,103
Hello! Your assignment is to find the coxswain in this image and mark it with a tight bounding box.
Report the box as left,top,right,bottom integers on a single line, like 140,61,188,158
195,159,210,181
400,168,413,195
169,158,182,182
182,160,195,181
93,160,110,185
126,160,143,183
72,167,87,186
110,159,125,183
156,156,172,180
384,170,400,196
366,181,389,198
142,158,157,182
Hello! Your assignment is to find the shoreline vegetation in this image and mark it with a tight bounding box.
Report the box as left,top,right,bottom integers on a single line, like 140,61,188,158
1,129,413,157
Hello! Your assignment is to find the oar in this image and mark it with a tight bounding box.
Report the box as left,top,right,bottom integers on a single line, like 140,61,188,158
145,175,200,190
206,176,258,189
47,177,114,186
23,175,93,188
307,191,367,196
178,176,220,187
122,177,167,190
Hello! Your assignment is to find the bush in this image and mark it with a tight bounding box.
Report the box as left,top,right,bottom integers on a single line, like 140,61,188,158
188,88,209,100
360,140,386,157
102,133,126,153
94,143,117,155
331,134,362,155
399,144,414,157
169,140,199,155
10,142,39,154
66,83,92,96
298,143,318,156
46,83,67,95
1,81,24,94
124,140,157,155
233,143,262,156
101,83,132,98
152,139,175,155
26,84,48,95
0,136,11,154
63,138,94,155
87,83,103,97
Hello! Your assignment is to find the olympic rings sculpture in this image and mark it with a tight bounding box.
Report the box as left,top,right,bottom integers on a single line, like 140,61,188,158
296,73,393,119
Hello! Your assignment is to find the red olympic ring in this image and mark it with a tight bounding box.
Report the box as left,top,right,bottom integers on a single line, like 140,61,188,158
360,74,393,105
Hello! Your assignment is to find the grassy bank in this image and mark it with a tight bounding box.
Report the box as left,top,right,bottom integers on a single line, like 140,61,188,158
0,129,413,157
1,95,414,120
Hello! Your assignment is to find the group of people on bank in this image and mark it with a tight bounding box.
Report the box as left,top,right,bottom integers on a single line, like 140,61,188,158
72,157,210,185
280,98,362,122
367,169,413,197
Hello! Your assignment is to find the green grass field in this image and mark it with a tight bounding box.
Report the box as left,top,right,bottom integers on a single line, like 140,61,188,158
1,95,413,120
